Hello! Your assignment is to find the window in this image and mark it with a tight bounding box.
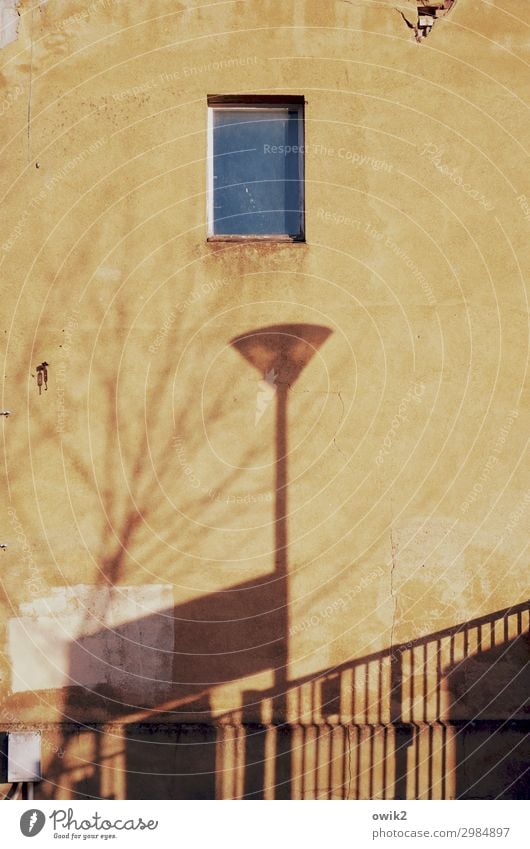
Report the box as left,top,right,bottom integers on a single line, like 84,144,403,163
207,95,305,241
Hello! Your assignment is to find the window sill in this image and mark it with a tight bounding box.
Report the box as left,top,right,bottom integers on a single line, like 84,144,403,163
206,235,305,243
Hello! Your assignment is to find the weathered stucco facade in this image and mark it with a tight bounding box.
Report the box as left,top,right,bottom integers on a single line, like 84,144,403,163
1,0,528,799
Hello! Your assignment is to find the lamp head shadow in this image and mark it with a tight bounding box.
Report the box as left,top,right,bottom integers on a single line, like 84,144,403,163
230,323,332,386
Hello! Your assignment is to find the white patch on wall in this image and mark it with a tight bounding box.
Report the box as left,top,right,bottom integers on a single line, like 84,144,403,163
8,584,174,694
96,266,121,281
0,1,19,49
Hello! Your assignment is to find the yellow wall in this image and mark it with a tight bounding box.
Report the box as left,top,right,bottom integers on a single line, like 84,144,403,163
0,0,528,799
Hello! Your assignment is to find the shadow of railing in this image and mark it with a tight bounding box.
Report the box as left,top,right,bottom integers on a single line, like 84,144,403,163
226,599,529,799
38,599,528,800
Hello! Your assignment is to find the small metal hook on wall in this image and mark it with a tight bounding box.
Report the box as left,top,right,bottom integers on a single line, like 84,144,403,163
36,362,49,395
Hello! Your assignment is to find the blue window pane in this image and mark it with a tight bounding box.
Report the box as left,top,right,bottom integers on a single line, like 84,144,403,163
212,108,303,236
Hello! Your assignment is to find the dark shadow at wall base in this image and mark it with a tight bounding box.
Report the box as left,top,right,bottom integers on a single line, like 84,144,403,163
454,722,530,800
33,718,530,801
393,724,415,800
125,724,217,801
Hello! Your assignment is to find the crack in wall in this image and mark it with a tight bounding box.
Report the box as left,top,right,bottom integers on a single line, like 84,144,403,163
389,526,398,649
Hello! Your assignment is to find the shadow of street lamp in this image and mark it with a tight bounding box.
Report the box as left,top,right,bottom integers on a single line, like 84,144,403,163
230,324,332,701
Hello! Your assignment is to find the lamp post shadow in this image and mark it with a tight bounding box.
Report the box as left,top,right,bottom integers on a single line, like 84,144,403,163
230,324,332,797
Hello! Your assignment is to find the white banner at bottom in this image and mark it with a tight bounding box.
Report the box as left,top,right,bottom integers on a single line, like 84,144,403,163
1,799,526,849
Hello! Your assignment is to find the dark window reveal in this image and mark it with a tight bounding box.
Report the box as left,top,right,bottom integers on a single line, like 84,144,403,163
208,97,305,240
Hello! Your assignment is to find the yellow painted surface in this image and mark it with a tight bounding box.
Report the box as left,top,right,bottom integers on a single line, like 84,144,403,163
0,0,528,799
